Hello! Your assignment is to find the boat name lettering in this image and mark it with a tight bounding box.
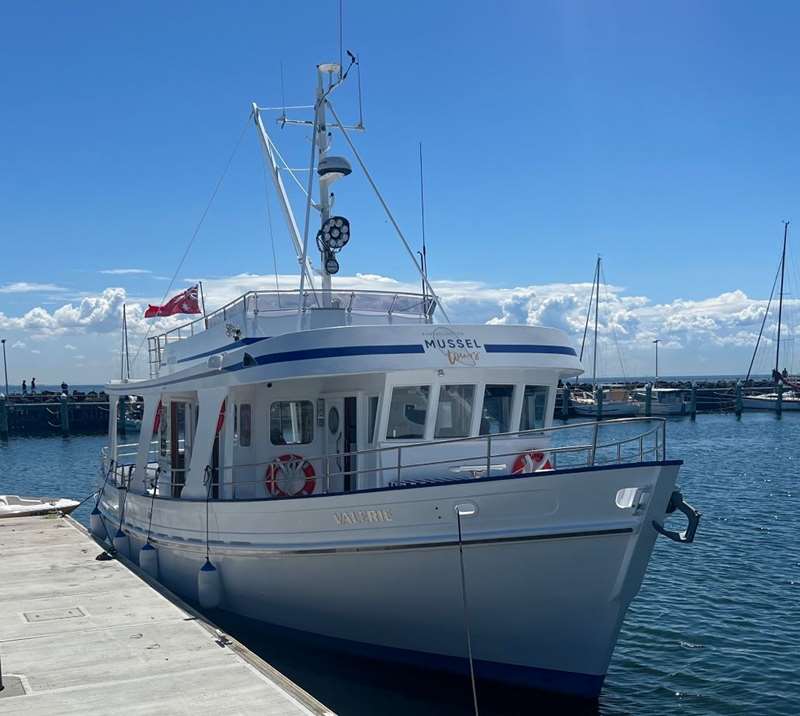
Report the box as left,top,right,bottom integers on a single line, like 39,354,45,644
334,509,393,526
423,328,485,367
423,338,483,350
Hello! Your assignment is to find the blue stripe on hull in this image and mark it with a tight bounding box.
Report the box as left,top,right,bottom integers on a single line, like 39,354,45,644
216,613,605,699
486,343,578,357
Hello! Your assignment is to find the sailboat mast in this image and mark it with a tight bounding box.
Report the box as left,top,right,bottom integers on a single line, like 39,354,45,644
593,257,600,388
775,221,789,376
579,257,599,362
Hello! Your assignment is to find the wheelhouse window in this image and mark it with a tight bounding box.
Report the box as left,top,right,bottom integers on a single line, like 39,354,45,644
479,385,514,435
520,386,548,430
239,403,252,447
386,386,430,440
270,401,314,445
435,385,475,439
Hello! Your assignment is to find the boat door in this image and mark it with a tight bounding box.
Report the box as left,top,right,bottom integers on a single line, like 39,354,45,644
324,395,358,493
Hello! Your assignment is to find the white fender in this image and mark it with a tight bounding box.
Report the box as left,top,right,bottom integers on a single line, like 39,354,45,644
197,559,222,609
139,542,159,579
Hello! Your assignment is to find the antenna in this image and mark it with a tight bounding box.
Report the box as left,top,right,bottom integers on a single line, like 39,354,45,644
419,142,428,284
354,52,364,128
279,61,287,128
338,0,344,79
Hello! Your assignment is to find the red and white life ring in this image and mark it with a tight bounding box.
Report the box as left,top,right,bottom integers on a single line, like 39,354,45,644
512,451,552,475
265,454,316,497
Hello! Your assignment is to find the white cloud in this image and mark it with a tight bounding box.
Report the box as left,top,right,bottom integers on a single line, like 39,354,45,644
0,271,796,379
99,268,152,275
0,282,66,294
30,349,40,354
11,340,26,349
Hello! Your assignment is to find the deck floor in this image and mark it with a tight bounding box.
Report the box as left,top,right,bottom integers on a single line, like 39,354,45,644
0,515,334,715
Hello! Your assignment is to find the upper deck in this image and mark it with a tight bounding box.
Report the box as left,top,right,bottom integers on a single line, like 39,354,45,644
147,288,435,377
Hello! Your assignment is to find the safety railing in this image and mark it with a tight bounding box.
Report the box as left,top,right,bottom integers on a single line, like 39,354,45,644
210,417,667,499
147,288,436,375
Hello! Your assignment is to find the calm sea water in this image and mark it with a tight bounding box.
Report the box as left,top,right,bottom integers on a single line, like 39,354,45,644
1,414,797,715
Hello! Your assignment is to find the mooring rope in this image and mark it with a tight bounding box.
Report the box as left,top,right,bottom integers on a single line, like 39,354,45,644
455,509,480,716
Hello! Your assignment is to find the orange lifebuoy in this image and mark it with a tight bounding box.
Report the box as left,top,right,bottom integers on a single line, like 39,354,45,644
512,451,552,475
265,454,316,497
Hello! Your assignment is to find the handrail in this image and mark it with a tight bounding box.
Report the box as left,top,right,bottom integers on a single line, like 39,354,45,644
212,417,667,497
151,288,435,344
104,417,666,496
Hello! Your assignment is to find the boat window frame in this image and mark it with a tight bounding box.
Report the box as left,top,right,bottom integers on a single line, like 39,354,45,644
519,385,549,431
434,383,477,439
269,399,315,446
478,383,517,436
384,384,433,441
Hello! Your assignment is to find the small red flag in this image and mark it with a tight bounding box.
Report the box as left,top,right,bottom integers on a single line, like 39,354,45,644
145,286,201,318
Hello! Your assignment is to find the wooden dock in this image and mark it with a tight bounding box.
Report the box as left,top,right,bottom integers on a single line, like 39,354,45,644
0,515,335,716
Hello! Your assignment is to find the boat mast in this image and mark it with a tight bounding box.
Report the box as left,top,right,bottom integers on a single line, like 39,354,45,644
593,257,600,389
316,66,334,306
775,221,789,377
579,257,600,363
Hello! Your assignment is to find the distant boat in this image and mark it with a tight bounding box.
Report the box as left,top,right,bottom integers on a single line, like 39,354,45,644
572,257,640,417
573,385,641,416
635,387,687,416
743,222,798,411
0,495,80,518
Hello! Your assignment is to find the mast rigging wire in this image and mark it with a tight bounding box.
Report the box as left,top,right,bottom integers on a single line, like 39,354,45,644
746,255,782,381
600,263,628,381
262,161,282,295
130,112,252,373
326,98,449,322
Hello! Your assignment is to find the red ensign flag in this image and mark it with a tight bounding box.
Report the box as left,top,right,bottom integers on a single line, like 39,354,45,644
145,285,202,318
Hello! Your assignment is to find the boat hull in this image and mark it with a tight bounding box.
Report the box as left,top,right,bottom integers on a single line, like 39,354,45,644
742,395,800,411
573,401,640,418
0,496,80,519
97,460,681,699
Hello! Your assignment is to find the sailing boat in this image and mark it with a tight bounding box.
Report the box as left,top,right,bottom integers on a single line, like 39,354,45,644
572,257,641,417
743,222,800,411
91,58,699,700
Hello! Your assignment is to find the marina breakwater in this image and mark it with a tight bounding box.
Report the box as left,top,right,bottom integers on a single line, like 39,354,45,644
0,379,785,438
0,392,122,438
559,377,782,417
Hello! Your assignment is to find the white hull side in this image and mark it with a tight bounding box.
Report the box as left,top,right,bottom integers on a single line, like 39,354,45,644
573,401,641,418
742,395,800,411
98,461,680,698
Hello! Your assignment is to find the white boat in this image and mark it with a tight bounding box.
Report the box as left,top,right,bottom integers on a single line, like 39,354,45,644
0,495,80,518
573,386,641,417
92,59,699,700
743,223,799,411
635,388,688,416
742,391,800,411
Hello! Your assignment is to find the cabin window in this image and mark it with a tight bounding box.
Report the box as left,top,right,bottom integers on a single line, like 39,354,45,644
270,401,314,445
520,386,548,430
435,385,475,439
479,384,514,435
368,396,379,444
239,403,252,447
386,386,430,440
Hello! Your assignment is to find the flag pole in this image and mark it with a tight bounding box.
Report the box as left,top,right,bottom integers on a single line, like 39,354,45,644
198,282,208,328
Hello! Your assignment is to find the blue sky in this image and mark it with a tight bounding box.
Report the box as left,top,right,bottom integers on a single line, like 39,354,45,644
1,1,800,382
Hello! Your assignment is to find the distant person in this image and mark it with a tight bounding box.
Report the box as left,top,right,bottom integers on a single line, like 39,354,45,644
31,377,36,393
21,379,27,395
61,381,69,394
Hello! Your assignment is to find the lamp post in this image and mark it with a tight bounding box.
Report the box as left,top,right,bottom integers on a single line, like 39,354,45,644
653,339,660,382
1,339,8,396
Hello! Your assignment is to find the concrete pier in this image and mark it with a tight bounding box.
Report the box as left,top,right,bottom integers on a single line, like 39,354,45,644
0,515,334,716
